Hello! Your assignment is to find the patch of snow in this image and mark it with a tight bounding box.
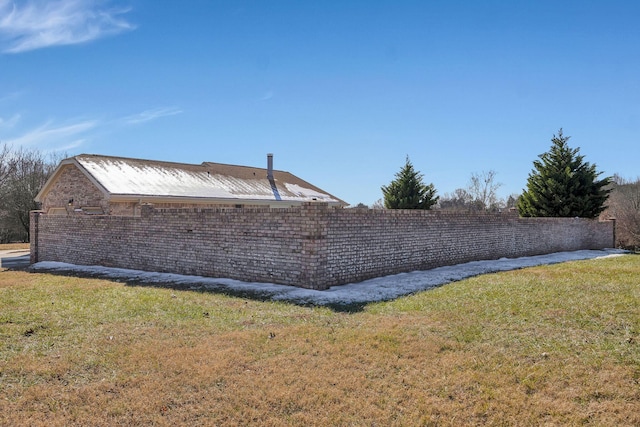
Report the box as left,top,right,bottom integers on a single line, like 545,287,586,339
77,157,340,203
80,158,232,198
283,183,338,202
31,249,628,307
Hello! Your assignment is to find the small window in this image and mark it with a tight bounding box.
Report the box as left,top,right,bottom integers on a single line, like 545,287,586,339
235,204,243,209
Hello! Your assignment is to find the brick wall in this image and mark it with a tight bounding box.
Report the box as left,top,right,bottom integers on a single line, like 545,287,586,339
40,165,107,214
30,203,614,290
322,208,613,287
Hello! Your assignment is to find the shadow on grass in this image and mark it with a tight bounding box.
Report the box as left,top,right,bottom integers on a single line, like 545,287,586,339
24,266,372,313
25,250,633,315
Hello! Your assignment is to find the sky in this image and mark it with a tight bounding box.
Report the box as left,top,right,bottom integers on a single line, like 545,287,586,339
30,249,626,306
1,0,639,206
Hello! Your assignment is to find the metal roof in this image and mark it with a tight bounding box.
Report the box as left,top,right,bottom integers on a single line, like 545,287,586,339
37,154,347,207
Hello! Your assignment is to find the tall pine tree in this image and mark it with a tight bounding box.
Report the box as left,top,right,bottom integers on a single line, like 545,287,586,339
518,129,611,218
381,156,438,209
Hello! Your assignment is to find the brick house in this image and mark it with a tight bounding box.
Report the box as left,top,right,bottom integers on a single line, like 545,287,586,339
35,153,347,216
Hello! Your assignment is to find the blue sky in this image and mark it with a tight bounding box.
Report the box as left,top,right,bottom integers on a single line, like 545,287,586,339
1,0,638,206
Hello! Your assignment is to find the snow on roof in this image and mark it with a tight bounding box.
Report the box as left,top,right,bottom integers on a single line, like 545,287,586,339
72,154,345,205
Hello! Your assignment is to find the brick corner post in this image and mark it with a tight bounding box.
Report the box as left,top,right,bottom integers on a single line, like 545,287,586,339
299,202,330,290
30,210,44,264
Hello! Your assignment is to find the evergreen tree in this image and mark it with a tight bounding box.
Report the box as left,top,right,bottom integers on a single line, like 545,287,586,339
381,156,438,209
518,129,611,218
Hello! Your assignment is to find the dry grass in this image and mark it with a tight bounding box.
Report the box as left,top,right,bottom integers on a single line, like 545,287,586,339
0,243,29,251
1,254,639,426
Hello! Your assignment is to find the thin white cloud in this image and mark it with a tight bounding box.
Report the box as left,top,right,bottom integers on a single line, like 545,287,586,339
1,106,181,153
5,119,97,150
123,107,183,125
55,138,86,152
259,90,274,101
0,90,24,103
0,0,135,53
0,113,21,128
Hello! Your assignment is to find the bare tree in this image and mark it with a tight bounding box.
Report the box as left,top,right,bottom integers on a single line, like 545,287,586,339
0,144,16,188
439,188,473,210
371,198,385,210
467,170,503,211
603,175,640,249
0,144,61,242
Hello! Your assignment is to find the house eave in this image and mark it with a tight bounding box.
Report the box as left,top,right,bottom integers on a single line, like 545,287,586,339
108,194,346,207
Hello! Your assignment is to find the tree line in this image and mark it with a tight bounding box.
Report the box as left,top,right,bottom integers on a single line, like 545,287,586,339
375,129,639,249
604,175,640,250
0,144,60,243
